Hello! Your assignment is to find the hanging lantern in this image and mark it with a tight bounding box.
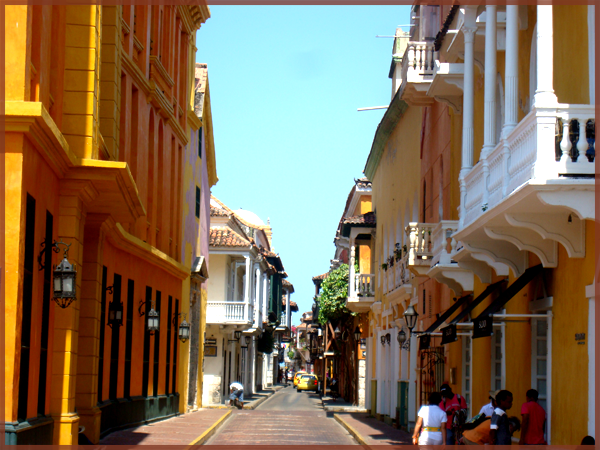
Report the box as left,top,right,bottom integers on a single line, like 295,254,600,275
334,326,341,339
53,255,77,309
397,329,407,344
354,326,361,342
178,315,191,342
245,336,251,346
107,299,123,328
147,307,160,334
234,330,242,341
404,304,419,331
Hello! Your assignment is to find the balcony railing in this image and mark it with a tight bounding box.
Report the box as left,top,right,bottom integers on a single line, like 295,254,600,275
463,105,595,228
406,223,434,275
401,41,437,83
430,221,459,267
395,250,413,287
206,301,252,324
352,273,375,298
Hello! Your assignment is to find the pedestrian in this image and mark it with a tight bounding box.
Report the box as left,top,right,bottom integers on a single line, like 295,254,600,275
228,381,244,409
479,390,500,417
461,416,521,445
439,383,468,444
412,392,448,445
490,389,514,445
518,389,547,445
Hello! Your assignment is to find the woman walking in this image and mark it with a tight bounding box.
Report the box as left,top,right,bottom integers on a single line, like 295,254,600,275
412,392,447,445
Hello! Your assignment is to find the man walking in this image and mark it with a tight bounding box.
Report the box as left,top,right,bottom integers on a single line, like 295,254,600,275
519,389,547,445
229,381,244,409
490,390,514,445
439,384,468,444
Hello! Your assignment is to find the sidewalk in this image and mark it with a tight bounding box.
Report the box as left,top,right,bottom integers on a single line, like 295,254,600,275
98,408,231,445
334,412,413,445
321,395,368,413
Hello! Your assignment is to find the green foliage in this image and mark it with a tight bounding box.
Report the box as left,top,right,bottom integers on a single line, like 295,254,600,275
316,264,356,325
287,350,295,359
256,331,275,354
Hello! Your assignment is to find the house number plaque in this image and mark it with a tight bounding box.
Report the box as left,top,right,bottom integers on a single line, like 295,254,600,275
575,333,586,344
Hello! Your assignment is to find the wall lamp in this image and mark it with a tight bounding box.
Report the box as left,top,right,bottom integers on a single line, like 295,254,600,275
138,299,160,334
51,240,77,309
173,313,191,343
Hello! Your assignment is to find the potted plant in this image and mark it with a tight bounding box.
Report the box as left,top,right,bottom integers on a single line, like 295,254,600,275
381,263,388,271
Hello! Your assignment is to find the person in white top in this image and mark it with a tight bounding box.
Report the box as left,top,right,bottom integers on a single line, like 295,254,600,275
479,390,500,417
229,381,244,408
413,392,448,445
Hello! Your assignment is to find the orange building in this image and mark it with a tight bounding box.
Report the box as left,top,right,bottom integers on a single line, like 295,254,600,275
5,5,210,444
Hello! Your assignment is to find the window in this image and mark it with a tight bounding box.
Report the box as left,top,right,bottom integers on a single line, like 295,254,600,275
18,194,36,421
142,286,152,397
124,279,134,398
198,127,203,158
532,319,548,410
98,266,108,402
172,299,179,394
195,186,201,218
153,291,162,397
165,295,172,394
38,211,53,416
109,274,122,400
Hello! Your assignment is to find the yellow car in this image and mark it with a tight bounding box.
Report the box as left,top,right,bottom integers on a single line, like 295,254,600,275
297,374,318,392
293,371,308,388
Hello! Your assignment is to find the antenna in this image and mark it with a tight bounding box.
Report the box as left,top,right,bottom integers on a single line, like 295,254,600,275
357,106,389,111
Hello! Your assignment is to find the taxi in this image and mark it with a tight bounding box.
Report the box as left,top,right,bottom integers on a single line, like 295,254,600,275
297,374,318,392
293,371,308,388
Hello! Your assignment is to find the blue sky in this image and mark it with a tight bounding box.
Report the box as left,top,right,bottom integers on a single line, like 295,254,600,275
196,5,411,325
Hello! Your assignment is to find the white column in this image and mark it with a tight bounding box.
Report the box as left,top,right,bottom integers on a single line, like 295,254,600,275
546,310,553,444
285,291,291,329
244,257,251,322
503,5,519,137
586,281,595,437
262,274,268,320
458,21,477,228
533,6,558,107
349,237,356,296
482,6,497,159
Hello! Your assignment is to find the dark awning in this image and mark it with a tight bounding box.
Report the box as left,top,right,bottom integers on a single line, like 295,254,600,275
474,264,543,319
450,279,507,325
423,294,472,333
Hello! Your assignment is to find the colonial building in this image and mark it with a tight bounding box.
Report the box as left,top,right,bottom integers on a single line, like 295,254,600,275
5,4,211,444
360,4,595,444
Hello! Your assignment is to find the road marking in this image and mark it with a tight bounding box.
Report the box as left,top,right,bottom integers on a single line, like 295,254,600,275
188,410,232,446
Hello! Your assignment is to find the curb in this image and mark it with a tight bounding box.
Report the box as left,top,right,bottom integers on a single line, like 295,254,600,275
188,410,232,446
333,413,370,447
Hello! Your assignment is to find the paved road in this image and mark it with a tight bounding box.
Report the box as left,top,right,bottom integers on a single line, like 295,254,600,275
203,385,357,445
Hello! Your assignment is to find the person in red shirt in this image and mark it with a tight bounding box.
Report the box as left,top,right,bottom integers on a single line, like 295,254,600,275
519,389,547,445
439,383,468,444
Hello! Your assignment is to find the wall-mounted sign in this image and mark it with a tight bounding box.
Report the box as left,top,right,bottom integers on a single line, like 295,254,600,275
441,324,457,345
419,334,431,350
576,333,586,344
473,315,493,339
205,338,217,345
204,345,217,357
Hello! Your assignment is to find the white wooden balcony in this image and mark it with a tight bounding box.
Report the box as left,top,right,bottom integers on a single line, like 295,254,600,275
427,221,474,295
206,301,253,326
455,105,595,275
384,248,415,304
400,41,436,106
346,273,375,313
406,222,435,276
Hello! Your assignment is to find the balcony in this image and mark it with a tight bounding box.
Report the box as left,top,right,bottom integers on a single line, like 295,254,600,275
346,273,375,313
383,248,415,304
400,41,436,106
455,105,595,274
406,222,435,276
426,221,474,295
206,301,253,327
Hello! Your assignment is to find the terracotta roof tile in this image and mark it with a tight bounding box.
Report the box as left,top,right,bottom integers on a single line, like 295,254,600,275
312,272,329,281
210,205,229,217
342,211,376,225
209,228,251,248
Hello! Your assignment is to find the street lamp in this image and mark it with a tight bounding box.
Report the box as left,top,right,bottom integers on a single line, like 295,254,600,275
353,326,361,342
380,335,386,346
385,333,391,345
178,314,191,342
334,326,341,339
234,330,242,341
404,304,419,332
397,329,407,344
245,336,251,346
107,294,123,329
147,307,160,334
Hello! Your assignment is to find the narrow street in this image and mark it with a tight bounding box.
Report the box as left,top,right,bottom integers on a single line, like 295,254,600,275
203,385,357,445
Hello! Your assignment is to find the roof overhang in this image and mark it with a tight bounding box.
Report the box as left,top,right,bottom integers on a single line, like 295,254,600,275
191,255,209,281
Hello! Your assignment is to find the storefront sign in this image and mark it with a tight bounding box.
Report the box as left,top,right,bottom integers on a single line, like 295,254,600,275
473,315,493,339
441,324,457,345
204,345,217,357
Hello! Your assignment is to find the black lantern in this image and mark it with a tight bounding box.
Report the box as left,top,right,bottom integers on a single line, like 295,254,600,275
52,241,77,308
147,307,160,334
245,336,251,346
234,330,242,341
380,335,386,346
334,326,341,339
385,333,391,345
178,314,191,342
354,326,361,342
107,298,123,329
397,329,407,344
404,304,419,332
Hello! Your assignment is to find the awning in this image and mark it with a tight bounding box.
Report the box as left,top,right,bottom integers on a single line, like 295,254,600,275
423,294,472,333
450,278,507,325
474,264,543,319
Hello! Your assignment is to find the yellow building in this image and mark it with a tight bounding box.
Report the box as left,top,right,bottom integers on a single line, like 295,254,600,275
5,5,212,444
358,5,595,444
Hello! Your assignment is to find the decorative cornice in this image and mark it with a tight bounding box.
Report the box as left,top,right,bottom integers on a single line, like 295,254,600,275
187,108,202,131
122,52,151,97
150,55,175,88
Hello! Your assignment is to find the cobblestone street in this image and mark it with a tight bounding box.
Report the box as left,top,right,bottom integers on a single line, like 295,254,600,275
204,386,357,445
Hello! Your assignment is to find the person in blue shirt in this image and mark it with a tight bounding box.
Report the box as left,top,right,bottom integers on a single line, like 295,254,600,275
490,390,514,445
229,381,244,409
